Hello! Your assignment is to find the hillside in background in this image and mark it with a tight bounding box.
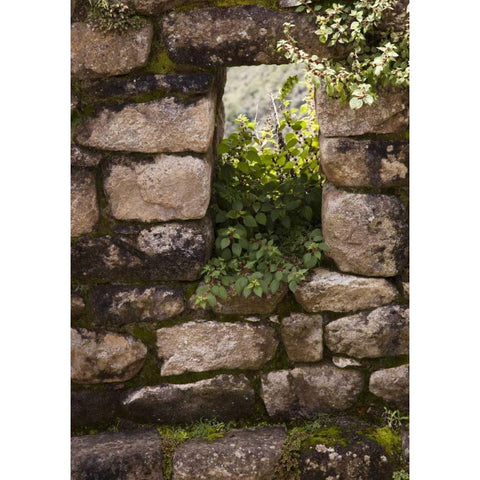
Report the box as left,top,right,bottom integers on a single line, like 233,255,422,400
222,64,308,136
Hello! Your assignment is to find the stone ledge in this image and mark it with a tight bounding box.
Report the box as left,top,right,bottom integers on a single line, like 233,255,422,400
71,169,99,237
369,364,409,410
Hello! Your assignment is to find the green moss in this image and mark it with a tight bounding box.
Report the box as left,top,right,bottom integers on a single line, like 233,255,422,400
144,45,179,74
214,0,278,8
367,426,402,458
300,425,348,448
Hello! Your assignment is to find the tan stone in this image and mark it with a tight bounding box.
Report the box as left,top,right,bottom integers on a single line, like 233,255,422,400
104,155,211,221
156,321,278,375
71,22,153,79
294,268,398,313
332,356,362,369
369,364,409,409
322,183,408,277
124,0,188,14
316,85,409,137
71,145,103,167
319,137,409,188
71,328,147,384
281,313,323,362
71,169,99,237
74,94,216,153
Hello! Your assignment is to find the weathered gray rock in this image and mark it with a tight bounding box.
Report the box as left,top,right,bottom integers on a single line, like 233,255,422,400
71,328,147,384
325,305,409,359
316,86,409,136
319,137,409,188
104,154,211,221
322,183,408,277
281,313,323,362
71,429,163,480
90,285,185,326
124,0,188,15
71,293,86,319
156,321,278,375
332,356,362,369
402,281,410,299
172,427,286,480
212,285,288,315
71,145,103,167
71,389,123,429
71,169,99,237
71,218,213,283
260,364,364,419
401,428,409,462
369,364,409,409
71,22,153,79
74,94,216,153
161,6,341,66
294,268,398,313
123,374,255,423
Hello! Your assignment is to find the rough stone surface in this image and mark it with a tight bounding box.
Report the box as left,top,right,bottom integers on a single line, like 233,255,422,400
71,145,103,167
71,218,213,283
369,364,409,409
74,94,216,153
316,86,409,136
71,169,99,237
322,183,408,277
172,427,286,480
281,313,323,362
156,321,278,375
294,268,398,313
125,0,188,15
260,364,364,419
71,22,153,79
319,137,409,188
71,328,147,384
212,285,288,315
71,429,163,480
332,356,362,369
104,154,211,221
71,294,86,319
325,305,409,359
401,428,409,462
161,6,341,66
90,285,185,325
123,374,255,423
71,389,123,429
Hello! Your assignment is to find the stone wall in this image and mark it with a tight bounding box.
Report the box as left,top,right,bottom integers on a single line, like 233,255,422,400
71,1,409,478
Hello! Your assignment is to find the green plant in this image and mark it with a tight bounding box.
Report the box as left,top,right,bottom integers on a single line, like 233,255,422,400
278,0,409,109
393,470,409,480
87,0,145,33
194,75,327,308
382,407,409,431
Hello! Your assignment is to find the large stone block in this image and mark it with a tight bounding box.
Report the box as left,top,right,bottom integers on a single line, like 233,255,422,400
322,183,408,277
281,313,324,362
104,154,211,221
71,430,163,480
260,364,364,419
319,137,409,188
172,427,286,480
325,305,409,359
71,218,213,283
369,364,409,410
123,374,255,423
71,169,99,237
74,94,217,153
90,285,185,326
156,321,278,375
161,6,340,66
294,268,398,313
71,328,147,384
71,22,153,79
316,86,409,137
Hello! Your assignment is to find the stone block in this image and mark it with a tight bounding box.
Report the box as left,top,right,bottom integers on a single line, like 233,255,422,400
71,429,163,480
325,305,409,359
316,85,409,137
332,356,362,369
280,313,323,362
74,94,217,153
124,0,189,15
172,427,286,480
71,218,213,283
294,268,398,313
71,169,99,237
122,374,255,423
369,364,409,410
103,154,211,221
319,137,409,188
90,285,185,326
71,328,147,384
260,364,364,419
322,183,408,277
71,145,103,167
156,321,278,375
71,22,153,79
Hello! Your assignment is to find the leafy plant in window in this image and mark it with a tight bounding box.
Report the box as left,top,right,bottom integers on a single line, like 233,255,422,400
87,0,146,33
277,0,409,109
194,75,328,309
